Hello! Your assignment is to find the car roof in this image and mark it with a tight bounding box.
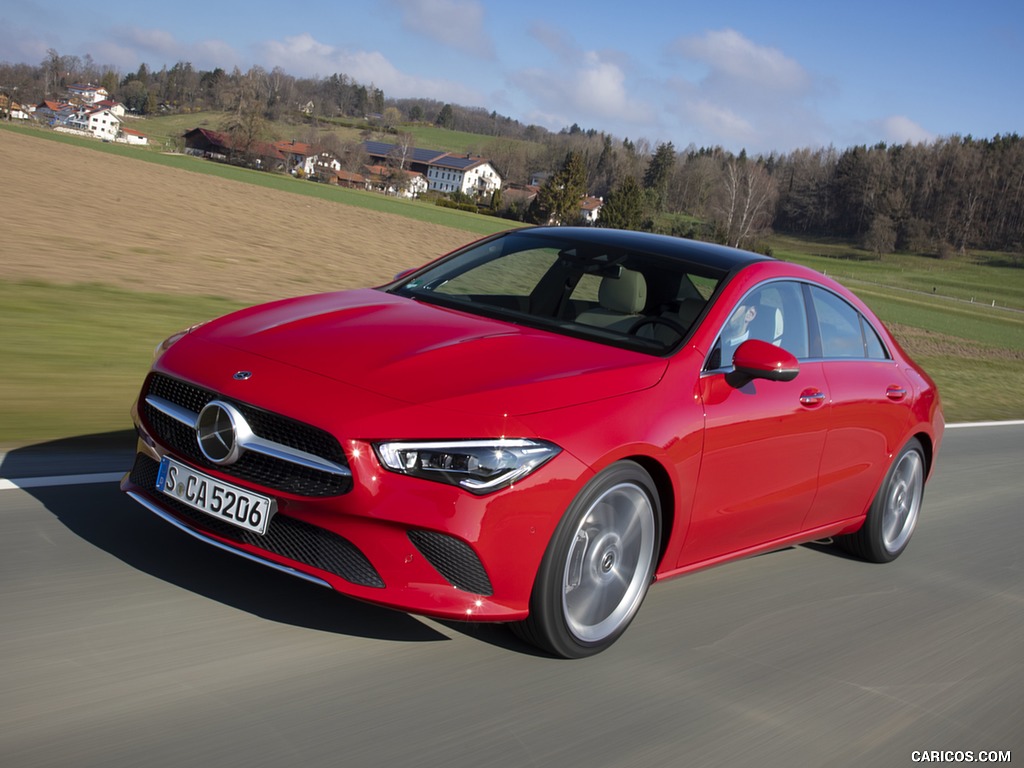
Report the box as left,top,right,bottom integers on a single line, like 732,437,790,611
513,226,774,273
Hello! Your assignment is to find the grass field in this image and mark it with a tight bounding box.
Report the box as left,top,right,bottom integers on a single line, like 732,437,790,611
1,122,1022,447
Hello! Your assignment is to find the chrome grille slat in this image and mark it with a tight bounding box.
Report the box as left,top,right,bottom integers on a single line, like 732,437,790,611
142,373,351,497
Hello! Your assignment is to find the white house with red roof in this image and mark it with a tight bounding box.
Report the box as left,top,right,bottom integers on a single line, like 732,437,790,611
79,105,121,140
274,140,342,178
580,196,604,224
119,127,149,145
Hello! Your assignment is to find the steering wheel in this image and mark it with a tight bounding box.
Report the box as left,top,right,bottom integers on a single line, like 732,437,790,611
627,315,688,339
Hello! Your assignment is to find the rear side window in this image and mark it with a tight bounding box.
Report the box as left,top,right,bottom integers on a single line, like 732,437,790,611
808,286,890,360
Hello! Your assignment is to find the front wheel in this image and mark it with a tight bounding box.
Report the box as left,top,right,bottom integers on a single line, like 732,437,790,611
512,461,661,658
837,437,925,563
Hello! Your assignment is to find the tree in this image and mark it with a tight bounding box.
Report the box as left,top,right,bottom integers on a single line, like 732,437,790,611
223,110,267,166
381,106,402,131
592,135,617,198
221,86,268,167
643,141,676,212
598,176,645,231
120,80,149,113
436,103,455,130
531,150,588,225
713,158,777,247
864,214,896,258
385,132,415,188
99,69,119,98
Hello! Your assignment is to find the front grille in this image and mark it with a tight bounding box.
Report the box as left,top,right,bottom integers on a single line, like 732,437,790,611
130,454,383,588
142,373,351,497
408,529,493,595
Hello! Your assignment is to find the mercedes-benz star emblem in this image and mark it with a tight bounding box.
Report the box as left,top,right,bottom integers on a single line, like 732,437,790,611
196,400,247,465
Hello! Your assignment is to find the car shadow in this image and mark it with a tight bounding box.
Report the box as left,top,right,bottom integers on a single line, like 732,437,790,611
2,431,448,645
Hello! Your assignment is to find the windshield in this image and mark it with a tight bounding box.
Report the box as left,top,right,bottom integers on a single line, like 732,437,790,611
390,230,725,354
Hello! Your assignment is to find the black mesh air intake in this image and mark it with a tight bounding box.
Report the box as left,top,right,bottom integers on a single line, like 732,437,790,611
130,454,383,588
408,529,493,595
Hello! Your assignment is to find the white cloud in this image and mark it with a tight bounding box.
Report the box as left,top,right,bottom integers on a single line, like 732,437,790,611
387,0,493,58
98,27,240,72
686,99,757,145
878,115,935,145
508,42,653,132
661,28,824,152
254,34,481,103
672,28,810,95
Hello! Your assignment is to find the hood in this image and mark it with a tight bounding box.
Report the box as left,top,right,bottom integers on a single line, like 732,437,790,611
196,289,666,416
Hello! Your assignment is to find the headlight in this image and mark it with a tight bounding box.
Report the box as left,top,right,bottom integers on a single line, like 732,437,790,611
154,322,207,359
373,439,560,494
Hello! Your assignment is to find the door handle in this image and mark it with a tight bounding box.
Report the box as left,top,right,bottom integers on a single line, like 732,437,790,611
799,388,826,407
886,385,908,401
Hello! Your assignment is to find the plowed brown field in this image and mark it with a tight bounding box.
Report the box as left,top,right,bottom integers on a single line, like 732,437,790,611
1,129,471,302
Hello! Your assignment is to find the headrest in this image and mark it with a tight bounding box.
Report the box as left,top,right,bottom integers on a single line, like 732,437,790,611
599,269,647,314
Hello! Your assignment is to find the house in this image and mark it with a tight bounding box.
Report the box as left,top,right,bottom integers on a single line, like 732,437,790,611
67,84,109,105
426,154,502,197
94,99,126,118
363,164,428,198
183,127,231,159
0,93,29,120
274,140,342,179
500,182,540,213
580,196,603,224
119,128,149,146
182,127,287,169
35,100,74,123
81,106,121,141
330,169,369,190
363,141,503,197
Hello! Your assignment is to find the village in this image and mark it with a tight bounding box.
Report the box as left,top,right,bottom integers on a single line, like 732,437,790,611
2,82,604,222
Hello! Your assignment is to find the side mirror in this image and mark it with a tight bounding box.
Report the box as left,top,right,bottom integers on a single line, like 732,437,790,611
728,339,799,386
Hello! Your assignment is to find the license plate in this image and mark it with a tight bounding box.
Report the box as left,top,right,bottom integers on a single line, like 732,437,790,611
156,456,276,536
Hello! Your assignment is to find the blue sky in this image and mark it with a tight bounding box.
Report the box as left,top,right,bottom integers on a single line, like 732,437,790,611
4,0,1022,155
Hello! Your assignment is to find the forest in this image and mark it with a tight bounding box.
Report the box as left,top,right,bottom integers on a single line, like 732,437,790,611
2,51,1022,259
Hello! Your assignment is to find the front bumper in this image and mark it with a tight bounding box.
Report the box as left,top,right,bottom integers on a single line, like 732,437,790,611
121,437,584,622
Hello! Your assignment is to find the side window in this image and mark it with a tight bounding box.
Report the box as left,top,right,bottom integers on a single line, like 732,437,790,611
709,281,809,369
809,286,889,359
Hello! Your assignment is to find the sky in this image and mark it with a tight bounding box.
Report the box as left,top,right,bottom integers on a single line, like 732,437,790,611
3,0,1023,155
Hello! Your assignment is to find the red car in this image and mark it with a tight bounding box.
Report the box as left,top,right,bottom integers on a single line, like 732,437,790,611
122,227,943,657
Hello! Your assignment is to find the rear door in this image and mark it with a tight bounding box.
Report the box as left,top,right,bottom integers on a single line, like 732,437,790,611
799,285,914,530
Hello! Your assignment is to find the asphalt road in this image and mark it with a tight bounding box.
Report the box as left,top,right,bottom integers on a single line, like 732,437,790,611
1,425,1020,768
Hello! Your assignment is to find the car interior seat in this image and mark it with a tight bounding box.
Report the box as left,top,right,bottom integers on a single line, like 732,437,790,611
575,269,648,332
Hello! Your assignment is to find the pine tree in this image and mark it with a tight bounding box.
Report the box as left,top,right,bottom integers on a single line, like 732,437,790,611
643,142,676,212
532,150,588,225
598,176,645,231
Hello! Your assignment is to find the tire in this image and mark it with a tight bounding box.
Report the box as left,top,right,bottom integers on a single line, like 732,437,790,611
837,437,925,563
512,461,661,658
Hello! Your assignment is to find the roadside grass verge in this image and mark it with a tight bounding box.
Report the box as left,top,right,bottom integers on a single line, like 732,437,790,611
0,281,243,447
2,276,1021,447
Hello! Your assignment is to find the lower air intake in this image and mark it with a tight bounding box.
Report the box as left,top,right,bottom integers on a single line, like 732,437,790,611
408,529,493,596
